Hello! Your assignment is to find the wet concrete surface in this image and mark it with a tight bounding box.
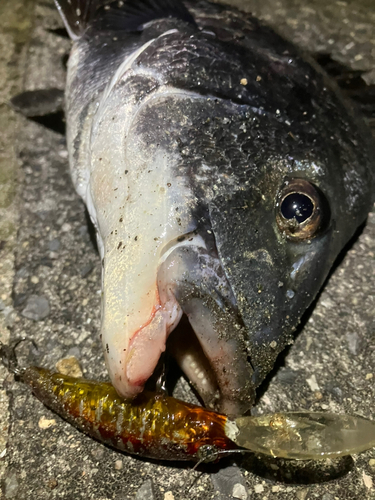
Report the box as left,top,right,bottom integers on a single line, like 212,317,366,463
0,1,374,499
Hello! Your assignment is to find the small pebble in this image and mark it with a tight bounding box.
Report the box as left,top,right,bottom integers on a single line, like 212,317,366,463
211,465,247,498
296,489,308,500
21,295,50,321
38,416,56,429
346,332,359,355
363,472,373,489
46,478,58,490
369,459,375,468
322,493,333,500
232,483,247,499
80,263,94,278
114,460,123,470
56,357,83,378
254,484,264,494
240,78,248,85
135,479,157,500
306,374,320,392
365,373,373,380
3,471,19,498
49,238,60,251
314,391,323,400
164,493,174,500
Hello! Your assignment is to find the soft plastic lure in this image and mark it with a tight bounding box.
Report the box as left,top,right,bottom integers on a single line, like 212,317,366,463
3,352,375,462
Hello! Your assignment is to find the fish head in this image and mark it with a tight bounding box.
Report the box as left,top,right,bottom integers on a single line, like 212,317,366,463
59,1,374,417
94,73,372,417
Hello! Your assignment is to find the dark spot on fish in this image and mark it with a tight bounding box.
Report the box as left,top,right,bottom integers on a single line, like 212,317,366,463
106,344,109,354
167,183,171,187
177,236,185,242
101,258,105,267
124,170,128,174
99,334,102,340
99,158,102,161
117,241,122,249
134,236,138,241
114,188,118,191
119,217,123,222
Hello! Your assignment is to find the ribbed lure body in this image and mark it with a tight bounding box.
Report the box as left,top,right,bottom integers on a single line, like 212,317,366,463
23,366,236,461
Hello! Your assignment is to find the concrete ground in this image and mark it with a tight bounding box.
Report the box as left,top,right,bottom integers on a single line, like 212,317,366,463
0,0,374,499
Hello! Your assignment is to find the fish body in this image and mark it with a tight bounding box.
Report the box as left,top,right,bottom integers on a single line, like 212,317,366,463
55,0,374,417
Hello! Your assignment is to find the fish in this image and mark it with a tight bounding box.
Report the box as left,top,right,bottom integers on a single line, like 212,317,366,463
51,0,374,418
2,342,375,462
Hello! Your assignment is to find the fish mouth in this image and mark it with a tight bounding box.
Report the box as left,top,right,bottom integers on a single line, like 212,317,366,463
103,232,255,418
158,239,256,417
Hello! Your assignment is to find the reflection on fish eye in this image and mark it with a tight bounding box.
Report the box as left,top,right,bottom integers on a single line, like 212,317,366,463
276,178,329,241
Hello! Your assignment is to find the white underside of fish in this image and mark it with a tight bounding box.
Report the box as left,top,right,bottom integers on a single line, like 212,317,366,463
77,42,210,398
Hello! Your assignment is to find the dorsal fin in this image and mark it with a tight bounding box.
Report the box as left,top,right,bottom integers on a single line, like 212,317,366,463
54,0,99,40
54,0,196,40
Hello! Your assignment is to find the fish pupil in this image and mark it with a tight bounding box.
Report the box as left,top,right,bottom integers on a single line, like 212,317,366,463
281,193,314,223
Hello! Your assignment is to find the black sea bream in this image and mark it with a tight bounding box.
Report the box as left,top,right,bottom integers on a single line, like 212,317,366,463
54,0,374,417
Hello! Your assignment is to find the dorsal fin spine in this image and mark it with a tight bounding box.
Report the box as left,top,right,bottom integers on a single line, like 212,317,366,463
54,0,196,40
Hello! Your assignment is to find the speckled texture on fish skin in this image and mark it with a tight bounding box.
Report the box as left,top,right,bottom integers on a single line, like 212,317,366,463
0,1,374,500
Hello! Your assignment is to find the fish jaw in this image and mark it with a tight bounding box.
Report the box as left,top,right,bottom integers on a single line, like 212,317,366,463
88,77,204,399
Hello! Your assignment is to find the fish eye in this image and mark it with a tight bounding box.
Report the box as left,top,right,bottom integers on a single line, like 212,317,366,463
276,178,330,241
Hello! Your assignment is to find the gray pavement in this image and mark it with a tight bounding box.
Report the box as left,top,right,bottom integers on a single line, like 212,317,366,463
0,1,374,499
